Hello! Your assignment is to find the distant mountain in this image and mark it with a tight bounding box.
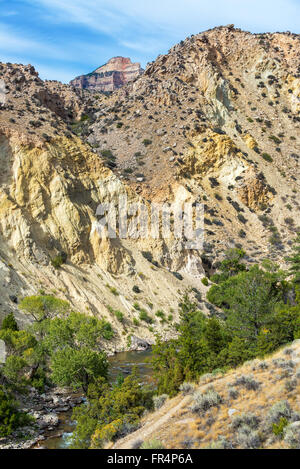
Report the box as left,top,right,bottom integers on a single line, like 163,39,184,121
70,56,144,92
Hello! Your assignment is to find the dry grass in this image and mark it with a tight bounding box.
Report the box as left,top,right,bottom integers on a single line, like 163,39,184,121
114,340,300,449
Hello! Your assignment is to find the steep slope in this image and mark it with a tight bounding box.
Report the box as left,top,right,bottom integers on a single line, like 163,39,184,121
70,57,144,92
113,340,300,449
0,26,299,351
0,63,194,350
85,26,300,269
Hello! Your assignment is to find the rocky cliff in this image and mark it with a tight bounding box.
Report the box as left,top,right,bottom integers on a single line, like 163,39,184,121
0,26,299,351
85,26,300,270
70,57,144,92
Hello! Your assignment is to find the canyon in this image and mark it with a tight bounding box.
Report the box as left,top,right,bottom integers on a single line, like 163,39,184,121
0,26,299,352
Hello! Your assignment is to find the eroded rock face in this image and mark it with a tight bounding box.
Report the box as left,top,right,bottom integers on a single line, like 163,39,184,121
0,26,299,351
70,57,144,92
130,335,151,351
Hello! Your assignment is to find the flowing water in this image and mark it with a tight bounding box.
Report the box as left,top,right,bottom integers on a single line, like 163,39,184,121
37,348,153,449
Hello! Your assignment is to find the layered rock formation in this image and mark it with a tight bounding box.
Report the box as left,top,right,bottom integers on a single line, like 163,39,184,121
0,26,299,351
70,57,144,92
86,26,300,271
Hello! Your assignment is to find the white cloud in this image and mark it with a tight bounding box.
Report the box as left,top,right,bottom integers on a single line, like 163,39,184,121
0,23,104,65
31,0,300,35
0,26,40,52
3,1,300,81
120,39,166,54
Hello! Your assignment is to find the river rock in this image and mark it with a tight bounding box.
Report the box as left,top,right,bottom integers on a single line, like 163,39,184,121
38,413,59,429
70,397,84,405
55,406,70,412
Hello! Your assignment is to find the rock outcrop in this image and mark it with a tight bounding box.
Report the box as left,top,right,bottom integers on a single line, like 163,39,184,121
0,26,299,351
70,57,144,92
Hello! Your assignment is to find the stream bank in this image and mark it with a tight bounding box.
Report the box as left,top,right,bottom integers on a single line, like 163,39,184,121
37,348,154,449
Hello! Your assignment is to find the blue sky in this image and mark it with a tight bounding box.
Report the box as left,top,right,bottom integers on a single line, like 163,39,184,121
0,0,299,83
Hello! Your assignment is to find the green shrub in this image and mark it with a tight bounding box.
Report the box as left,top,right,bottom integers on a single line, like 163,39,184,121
201,277,209,286
139,310,153,324
267,401,292,425
153,394,168,410
284,421,300,449
236,425,261,449
0,386,33,437
71,371,154,449
231,412,259,430
269,135,281,145
101,149,114,159
173,272,183,281
237,213,247,224
108,286,119,296
155,310,165,320
51,255,64,269
227,386,239,399
114,310,124,323
272,417,289,437
234,374,260,390
99,319,114,340
140,439,165,449
208,436,232,449
262,153,273,162
191,387,222,414
1,313,18,331
179,382,195,395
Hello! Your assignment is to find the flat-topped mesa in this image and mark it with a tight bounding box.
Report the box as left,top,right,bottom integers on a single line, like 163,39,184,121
70,56,144,92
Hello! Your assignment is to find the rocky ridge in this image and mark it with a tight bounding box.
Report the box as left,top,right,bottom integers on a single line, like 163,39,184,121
70,57,144,93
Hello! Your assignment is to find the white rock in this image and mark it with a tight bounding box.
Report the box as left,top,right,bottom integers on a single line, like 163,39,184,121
228,408,238,417
38,413,59,428
0,339,6,363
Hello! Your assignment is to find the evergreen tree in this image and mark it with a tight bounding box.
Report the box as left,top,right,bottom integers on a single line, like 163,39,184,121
1,313,18,331
211,248,246,283
71,371,153,449
225,266,279,346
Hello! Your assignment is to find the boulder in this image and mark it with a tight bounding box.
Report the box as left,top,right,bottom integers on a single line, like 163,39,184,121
0,340,6,364
37,413,59,429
